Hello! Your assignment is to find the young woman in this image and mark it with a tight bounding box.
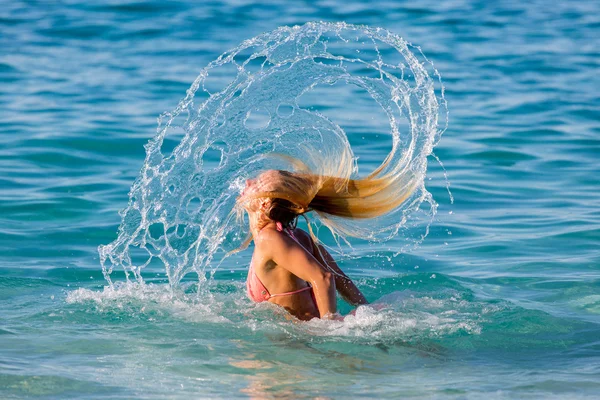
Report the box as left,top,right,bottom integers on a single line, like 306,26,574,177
237,161,415,321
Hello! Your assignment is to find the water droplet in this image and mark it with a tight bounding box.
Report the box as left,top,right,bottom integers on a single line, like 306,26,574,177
276,103,294,118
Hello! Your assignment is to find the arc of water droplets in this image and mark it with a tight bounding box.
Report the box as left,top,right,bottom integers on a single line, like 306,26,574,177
98,21,448,288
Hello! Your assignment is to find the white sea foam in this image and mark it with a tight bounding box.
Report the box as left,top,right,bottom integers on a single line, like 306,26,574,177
67,281,482,343
66,283,232,324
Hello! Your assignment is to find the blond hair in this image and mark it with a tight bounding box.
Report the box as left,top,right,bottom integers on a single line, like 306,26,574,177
233,149,417,252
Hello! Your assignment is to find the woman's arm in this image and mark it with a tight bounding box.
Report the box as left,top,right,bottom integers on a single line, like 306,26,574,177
258,229,337,319
312,243,368,306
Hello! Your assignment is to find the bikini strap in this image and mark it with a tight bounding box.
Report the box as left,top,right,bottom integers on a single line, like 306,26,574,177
268,286,312,298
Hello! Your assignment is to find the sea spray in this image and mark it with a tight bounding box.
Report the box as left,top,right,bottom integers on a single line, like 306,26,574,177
98,22,448,288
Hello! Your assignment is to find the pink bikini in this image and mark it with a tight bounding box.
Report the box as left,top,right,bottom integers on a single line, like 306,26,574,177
246,223,314,303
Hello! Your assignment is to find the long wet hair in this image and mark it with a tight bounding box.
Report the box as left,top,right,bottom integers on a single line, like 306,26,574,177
233,149,417,252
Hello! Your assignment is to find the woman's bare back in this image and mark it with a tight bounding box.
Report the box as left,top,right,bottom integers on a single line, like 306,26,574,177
249,226,326,320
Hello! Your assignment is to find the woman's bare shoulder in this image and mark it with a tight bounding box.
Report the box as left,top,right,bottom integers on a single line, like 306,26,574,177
254,226,287,248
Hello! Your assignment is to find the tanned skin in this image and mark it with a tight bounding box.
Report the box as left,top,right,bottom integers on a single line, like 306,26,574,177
244,173,368,320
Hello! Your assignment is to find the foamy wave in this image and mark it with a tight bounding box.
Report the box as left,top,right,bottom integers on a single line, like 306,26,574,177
295,298,482,341
66,282,232,324
66,279,489,344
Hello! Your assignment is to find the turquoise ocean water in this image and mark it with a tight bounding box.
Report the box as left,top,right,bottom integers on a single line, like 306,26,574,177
2,1,599,398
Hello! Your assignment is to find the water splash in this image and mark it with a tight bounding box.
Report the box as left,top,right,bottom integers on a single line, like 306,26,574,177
98,22,448,287
66,276,487,343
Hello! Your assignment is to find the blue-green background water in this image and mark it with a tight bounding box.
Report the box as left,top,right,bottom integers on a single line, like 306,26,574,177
2,1,599,398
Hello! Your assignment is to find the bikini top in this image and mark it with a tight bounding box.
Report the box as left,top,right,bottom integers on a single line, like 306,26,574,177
246,224,313,303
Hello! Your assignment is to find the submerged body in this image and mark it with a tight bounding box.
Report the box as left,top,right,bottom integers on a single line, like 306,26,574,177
246,223,367,320
238,167,410,320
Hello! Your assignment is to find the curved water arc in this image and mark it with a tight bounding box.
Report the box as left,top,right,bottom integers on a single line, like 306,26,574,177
98,22,448,287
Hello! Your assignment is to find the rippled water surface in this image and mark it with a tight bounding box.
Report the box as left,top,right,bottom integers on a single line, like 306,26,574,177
2,1,600,398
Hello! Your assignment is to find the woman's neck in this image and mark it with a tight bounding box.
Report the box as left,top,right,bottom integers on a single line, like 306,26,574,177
248,212,275,238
